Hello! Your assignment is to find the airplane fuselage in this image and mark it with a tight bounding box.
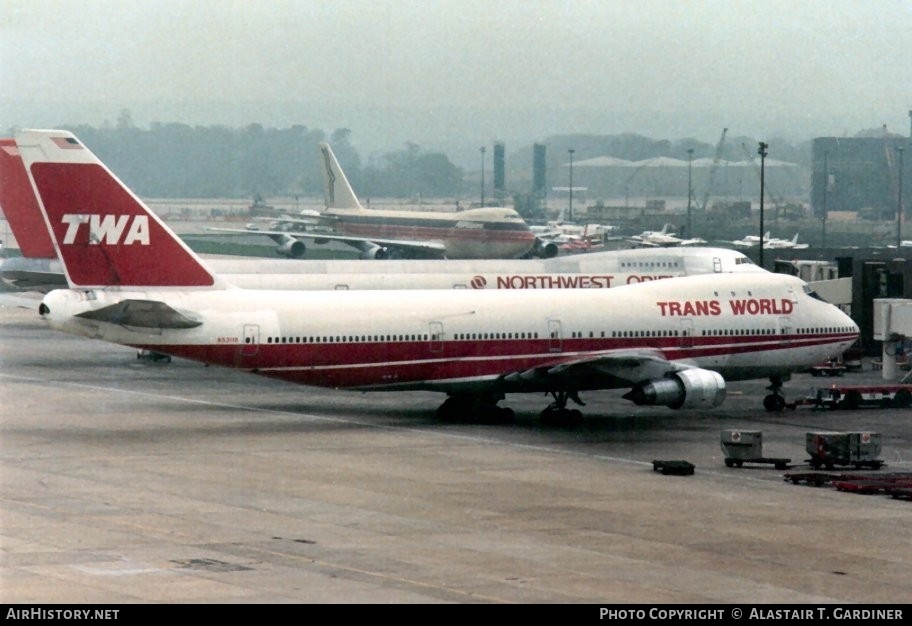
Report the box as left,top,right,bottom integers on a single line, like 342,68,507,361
2,247,761,292
326,206,536,259
41,272,858,395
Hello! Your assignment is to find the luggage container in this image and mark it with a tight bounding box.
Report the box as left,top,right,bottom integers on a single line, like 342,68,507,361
806,431,883,470
720,430,790,469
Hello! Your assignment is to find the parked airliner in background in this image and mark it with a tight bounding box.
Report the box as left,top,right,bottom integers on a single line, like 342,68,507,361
730,232,808,250
765,233,809,250
628,224,707,248
20,130,857,420
0,137,763,292
208,142,546,260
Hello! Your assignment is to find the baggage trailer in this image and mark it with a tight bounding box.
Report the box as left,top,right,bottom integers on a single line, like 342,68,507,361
720,430,791,469
807,384,912,410
808,360,847,377
652,460,695,475
806,432,883,470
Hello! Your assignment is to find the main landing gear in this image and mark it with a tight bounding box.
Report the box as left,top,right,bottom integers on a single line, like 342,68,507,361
436,393,515,424
763,375,787,412
539,390,585,424
435,389,589,424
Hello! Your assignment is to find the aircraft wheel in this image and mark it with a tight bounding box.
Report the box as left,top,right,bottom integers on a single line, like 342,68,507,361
477,404,514,424
540,406,561,424
540,406,582,424
763,394,785,412
841,391,861,410
437,396,466,422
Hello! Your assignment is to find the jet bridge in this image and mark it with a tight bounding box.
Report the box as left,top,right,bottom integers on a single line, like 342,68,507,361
873,298,912,380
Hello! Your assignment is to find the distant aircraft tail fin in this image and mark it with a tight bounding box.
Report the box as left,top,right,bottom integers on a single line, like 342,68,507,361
0,138,57,258
791,233,799,244
318,143,364,210
16,129,220,289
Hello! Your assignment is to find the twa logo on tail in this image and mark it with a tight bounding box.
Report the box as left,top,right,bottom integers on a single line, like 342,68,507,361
17,130,217,288
61,214,150,245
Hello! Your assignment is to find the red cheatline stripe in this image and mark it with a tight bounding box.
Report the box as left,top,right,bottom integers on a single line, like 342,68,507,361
132,333,856,387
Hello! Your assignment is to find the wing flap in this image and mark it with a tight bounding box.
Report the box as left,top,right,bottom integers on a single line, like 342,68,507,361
75,299,202,329
504,349,691,386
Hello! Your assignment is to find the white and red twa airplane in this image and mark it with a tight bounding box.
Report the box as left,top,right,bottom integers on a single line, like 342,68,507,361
21,130,858,420
0,137,763,292
209,142,540,260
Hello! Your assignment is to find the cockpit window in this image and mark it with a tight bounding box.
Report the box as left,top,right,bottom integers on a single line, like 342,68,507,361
802,283,827,302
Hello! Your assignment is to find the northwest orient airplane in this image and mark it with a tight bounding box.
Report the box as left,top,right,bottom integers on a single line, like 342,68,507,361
0,138,763,292
208,142,544,260
20,130,858,420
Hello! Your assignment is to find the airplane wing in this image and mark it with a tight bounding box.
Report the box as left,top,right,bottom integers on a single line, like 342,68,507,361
626,236,660,247
75,299,202,329
0,291,44,310
503,348,692,388
206,226,448,257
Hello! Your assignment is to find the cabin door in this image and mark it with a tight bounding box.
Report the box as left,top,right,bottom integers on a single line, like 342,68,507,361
778,317,793,345
548,319,563,352
241,324,260,357
429,321,444,354
679,318,694,348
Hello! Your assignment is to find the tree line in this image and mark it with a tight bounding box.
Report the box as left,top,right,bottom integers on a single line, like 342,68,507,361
13,112,812,203
53,115,466,201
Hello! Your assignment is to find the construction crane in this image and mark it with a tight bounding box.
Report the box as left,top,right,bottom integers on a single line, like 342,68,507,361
699,128,728,211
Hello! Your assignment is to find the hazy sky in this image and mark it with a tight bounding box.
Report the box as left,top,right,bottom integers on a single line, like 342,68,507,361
2,0,910,162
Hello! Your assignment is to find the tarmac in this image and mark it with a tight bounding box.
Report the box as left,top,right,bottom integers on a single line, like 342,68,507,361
1,303,911,603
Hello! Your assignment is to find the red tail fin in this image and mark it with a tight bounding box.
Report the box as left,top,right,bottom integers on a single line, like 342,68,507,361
16,130,217,289
0,138,56,258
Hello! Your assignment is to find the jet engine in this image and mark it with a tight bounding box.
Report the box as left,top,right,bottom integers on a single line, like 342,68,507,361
274,234,306,258
531,238,559,258
359,244,391,260
622,368,726,409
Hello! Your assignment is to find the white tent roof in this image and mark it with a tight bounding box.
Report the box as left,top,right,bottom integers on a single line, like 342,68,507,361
567,156,798,168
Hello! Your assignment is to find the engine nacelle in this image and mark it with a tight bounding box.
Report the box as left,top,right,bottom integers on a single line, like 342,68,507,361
360,245,390,260
531,239,559,258
623,368,726,410
275,234,306,258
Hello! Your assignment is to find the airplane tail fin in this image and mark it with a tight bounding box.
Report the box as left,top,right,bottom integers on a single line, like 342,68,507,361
0,139,57,258
791,233,799,244
15,130,220,289
318,143,364,210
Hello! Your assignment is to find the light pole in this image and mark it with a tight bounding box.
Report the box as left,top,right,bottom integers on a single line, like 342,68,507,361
479,146,486,207
898,146,905,250
758,141,768,268
686,148,694,238
568,149,575,223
